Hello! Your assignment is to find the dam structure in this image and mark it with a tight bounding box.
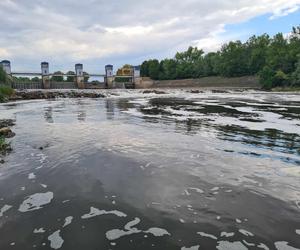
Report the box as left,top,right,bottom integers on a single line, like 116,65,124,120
0,60,141,89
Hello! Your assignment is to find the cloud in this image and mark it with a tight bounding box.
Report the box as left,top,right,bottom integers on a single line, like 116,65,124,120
0,0,299,71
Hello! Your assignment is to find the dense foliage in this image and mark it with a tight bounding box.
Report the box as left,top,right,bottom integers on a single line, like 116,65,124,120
0,85,14,102
0,66,7,83
141,26,300,89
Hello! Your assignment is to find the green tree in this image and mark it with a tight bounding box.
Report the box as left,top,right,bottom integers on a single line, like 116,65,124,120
246,34,270,74
31,77,40,82
141,61,149,77
219,41,249,77
83,72,89,82
259,66,275,90
66,71,75,82
52,71,64,82
0,66,7,83
159,59,177,80
148,60,160,80
292,57,300,86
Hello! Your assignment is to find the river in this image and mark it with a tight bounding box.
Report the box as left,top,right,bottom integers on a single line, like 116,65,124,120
0,89,299,250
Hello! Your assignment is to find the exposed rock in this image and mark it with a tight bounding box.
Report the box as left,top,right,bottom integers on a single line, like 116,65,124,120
0,127,15,138
143,90,166,94
190,90,204,94
0,119,15,129
12,91,106,100
211,89,229,93
0,158,4,164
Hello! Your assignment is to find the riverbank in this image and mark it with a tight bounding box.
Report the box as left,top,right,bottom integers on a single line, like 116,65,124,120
272,86,300,92
135,75,261,89
8,90,106,101
0,119,15,163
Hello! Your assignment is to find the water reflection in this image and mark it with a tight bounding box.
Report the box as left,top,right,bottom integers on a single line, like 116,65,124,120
0,91,299,250
44,106,54,123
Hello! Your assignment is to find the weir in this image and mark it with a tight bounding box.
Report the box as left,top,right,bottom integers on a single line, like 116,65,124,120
0,60,141,89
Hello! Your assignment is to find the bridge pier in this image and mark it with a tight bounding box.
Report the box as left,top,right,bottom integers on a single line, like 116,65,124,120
75,64,85,89
105,65,114,88
41,62,50,89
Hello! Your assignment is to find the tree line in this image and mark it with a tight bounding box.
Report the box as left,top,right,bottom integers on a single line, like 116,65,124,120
141,26,300,89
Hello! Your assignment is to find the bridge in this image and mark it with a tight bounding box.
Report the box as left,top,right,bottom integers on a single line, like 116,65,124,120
0,60,141,89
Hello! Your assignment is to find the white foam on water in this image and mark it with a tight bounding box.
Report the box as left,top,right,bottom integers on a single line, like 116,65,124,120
48,230,64,249
257,243,270,250
63,216,73,227
40,184,47,188
33,228,46,234
124,217,140,231
179,219,185,223
28,173,36,180
296,229,300,235
197,232,217,240
188,187,204,194
0,204,12,217
184,189,191,196
106,218,141,241
236,218,242,223
144,228,170,237
211,187,219,191
243,240,256,246
181,245,200,250
18,192,54,212
274,241,300,250
216,216,221,220
21,187,25,191
220,232,235,238
239,229,254,237
106,217,170,241
81,207,127,219
216,241,248,250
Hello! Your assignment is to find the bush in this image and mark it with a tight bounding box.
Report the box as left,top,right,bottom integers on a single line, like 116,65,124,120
0,85,14,103
0,67,7,83
259,66,275,89
292,59,300,86
0,85,14,96
273,70,289,87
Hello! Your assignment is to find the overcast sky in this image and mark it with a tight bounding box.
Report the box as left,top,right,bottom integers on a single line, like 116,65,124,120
0,0,300,73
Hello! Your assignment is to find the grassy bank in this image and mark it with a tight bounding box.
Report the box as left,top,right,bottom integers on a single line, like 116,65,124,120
0,85,14,102
272,86,300,92
0,136,10,153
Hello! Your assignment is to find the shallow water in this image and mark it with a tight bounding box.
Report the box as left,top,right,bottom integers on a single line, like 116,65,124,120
0,89,299,250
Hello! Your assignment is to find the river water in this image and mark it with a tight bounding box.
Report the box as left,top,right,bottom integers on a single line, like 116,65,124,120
0,89,299,250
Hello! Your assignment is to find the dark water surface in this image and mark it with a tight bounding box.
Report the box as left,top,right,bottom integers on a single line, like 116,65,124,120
0,90,299,250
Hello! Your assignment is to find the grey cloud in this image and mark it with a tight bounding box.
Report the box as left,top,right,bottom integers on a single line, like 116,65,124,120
0,0,299,72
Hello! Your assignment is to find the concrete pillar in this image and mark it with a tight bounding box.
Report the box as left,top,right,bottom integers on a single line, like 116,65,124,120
1,60,11,75
105,64,114,88
41,62,50,89
75,63,85,89
132,65,141,89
